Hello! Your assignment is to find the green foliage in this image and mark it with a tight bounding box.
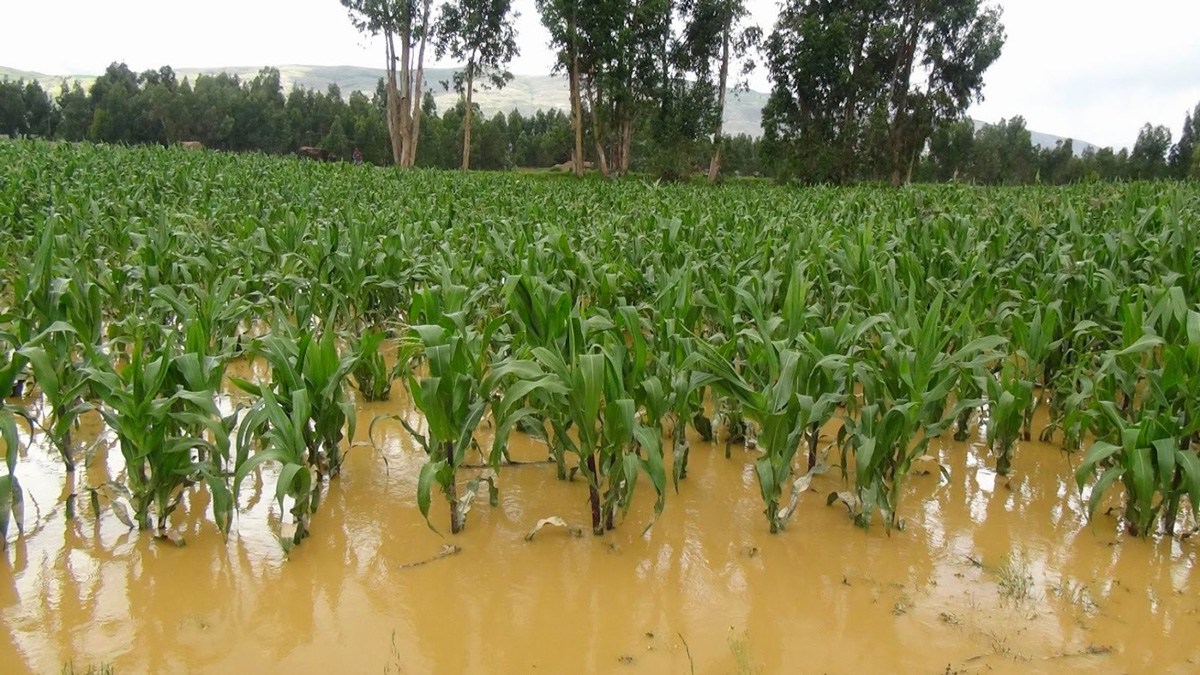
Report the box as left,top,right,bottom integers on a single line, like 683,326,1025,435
86,335,235,536
763,0,1004,184
350,330,393,402
2,141,1200,547
394,287,497,534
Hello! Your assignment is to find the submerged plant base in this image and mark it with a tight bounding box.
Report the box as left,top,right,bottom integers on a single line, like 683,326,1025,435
3,396,1196,673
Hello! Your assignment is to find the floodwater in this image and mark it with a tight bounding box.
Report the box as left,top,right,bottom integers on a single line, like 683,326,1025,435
2,374,1199,674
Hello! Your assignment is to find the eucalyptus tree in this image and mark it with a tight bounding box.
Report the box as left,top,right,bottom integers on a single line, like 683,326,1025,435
676,0,760,182
763,0,1004,184
536,0,588,176
435,0,519,170
342,0,436,166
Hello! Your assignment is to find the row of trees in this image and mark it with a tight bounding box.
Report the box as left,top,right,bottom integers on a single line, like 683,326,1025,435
0,64,767,175
341,0,761,179
920,114,1200,185
1,62,1195,184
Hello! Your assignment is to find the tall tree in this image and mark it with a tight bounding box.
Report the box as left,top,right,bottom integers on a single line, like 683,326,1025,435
22,81,57,138
969,116,1035,184
538,0,594,176
0,80,26,137
1168,101,1199,179
56,82,92,141
342,0,435,167
763,0,1004,184
435,0,518,170
679,0,759,182
1130,123,1172,180
925,117,975,181
88,63,144,144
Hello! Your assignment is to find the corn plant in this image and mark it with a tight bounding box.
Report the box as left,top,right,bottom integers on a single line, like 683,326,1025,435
12,226,102,472
233,324,358,480
235,387,318,551
86,337,234,537
692,330,844,533
0,356,29,548
394,314,498,534
985,360,1034,475
1006,303,1062,440
18,324,93,472
501,273,575,478
839,297,1003,530
350,329,393,401
1075,410,1200,537
490,313,668,535
1077,303,1200,536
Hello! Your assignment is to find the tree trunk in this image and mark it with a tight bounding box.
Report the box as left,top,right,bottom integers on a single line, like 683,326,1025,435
406,0,432,168
587,85,610,177
888,7,921,186
708,16,731,183
462,63,475,170
618,117,633,176
568,9,585,177
398,27,413,168
839,22,868,182
384,31,403,166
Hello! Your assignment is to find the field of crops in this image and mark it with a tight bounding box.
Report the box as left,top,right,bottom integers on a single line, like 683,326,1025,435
2,139,1199,672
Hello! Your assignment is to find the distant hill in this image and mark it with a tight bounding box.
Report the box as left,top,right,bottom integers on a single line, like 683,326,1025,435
0,66,94,92
3,63,1094,150
167,64,772,138
969,118,1098,157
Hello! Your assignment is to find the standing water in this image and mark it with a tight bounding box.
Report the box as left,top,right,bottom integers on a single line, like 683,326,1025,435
1,387,1198,674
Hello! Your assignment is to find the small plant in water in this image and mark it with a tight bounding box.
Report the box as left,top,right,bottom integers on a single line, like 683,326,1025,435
61,663,115,675
995,554,1036,606
728,629,759,675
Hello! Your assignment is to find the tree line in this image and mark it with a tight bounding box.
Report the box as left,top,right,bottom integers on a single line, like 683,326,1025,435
1,0,1197,183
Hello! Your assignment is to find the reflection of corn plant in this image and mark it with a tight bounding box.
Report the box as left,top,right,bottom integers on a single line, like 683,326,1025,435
351,330,392,401
87,337,234,536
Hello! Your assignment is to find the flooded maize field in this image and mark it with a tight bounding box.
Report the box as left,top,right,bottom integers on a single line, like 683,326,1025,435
4,145,1200,675
2,379,1198,675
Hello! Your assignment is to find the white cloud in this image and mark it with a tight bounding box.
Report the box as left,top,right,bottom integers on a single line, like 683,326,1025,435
3,0,1197,149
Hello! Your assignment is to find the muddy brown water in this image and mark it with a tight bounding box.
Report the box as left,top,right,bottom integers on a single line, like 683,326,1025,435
2,379,1199,674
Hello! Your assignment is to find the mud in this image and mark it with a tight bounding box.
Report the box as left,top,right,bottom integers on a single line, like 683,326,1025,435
2,382,1198,674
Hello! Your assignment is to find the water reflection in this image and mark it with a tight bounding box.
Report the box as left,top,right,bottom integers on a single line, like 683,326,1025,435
0,373,1198,673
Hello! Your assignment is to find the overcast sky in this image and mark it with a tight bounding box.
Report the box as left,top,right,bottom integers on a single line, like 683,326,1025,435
3,0,1198,149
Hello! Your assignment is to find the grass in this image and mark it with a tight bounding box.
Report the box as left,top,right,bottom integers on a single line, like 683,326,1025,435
995,554,1037,606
